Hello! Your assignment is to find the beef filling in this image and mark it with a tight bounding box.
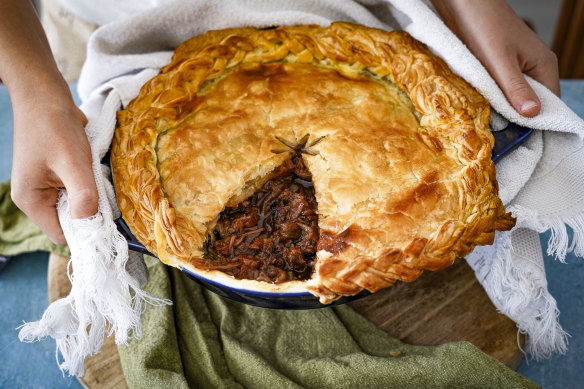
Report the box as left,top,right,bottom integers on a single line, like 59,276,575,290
201,152,318,283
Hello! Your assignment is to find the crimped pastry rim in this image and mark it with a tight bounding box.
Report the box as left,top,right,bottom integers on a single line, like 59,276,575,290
111,22,515,304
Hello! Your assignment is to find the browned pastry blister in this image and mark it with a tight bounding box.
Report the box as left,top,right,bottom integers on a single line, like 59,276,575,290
111,22,515,304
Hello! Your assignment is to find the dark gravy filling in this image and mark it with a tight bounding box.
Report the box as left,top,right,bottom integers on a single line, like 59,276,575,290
201,152,318,282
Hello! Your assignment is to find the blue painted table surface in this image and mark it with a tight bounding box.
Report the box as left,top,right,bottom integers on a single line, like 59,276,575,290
1,82,583,388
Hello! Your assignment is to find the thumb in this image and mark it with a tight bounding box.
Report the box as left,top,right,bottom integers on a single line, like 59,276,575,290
60,164,99,220
67,185,99,219
495,64,541,117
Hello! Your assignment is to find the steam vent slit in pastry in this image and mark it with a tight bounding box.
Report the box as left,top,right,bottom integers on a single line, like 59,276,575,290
112,23,516,304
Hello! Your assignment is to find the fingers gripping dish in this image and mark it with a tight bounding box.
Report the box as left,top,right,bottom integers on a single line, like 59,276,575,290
111,22,515,304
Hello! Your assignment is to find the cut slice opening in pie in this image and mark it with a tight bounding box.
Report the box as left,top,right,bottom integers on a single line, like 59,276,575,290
111,23,516,304
200,147,319,283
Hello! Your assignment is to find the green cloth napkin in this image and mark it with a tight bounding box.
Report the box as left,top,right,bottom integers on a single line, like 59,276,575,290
0,181,69,257
0,180,538,388
119,256,538,389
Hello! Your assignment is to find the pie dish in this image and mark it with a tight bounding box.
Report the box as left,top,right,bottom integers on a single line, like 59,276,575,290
111,22,515,304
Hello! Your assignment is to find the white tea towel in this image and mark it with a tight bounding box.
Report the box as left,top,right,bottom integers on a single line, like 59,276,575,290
20,0,584,375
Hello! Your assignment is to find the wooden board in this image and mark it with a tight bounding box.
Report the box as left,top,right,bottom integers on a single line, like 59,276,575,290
348,258,524,368
48,253,523,388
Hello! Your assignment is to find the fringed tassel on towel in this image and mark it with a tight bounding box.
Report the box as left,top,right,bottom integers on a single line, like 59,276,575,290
18,177,171,376
466,215,580,360
510,205,584,262
17,76,172,377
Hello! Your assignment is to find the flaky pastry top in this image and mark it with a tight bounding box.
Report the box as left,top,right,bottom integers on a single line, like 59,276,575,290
111,23,515,304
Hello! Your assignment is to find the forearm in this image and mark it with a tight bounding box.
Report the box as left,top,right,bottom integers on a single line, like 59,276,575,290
0,0,72,106
431,0,560,116
430,0,513,34
431,0,529,66
2,0,97,242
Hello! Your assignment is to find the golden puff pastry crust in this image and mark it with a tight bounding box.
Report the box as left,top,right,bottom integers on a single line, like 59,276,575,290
111,22,515,304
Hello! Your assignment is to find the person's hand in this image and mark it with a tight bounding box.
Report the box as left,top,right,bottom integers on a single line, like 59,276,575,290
432,0,560,117
11,92,98,244
1,0,98,244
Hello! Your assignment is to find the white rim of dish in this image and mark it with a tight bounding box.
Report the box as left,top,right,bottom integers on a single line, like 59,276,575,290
179,261,312,296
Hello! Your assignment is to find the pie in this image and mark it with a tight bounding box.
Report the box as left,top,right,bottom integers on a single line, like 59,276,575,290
111,22,515,304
